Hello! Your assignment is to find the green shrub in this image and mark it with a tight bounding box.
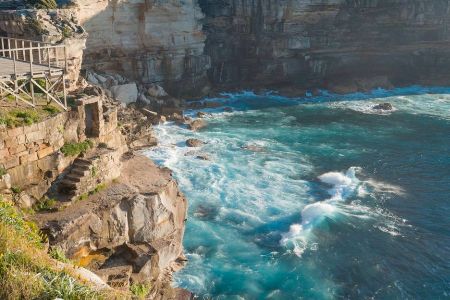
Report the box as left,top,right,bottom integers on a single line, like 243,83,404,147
89,183,107,195
130,283,151,300
25,0,57,9
33,198,57,212
62,25,72,38
0,168,6,177
43,105,60,115
11,186,21,194
60,140,93,157
49,247,70,263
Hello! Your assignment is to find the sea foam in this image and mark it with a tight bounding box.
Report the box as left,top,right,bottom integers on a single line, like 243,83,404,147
280,167,361,256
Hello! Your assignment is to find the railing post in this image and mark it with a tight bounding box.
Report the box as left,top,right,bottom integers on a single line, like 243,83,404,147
1,38,4,57
47,47,51,71
63,75,67,109
13,51,17,105
64,46,68,74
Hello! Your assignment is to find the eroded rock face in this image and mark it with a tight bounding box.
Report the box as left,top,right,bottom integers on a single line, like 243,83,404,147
74,0,210,98
200,0,450,93
38,155,187,294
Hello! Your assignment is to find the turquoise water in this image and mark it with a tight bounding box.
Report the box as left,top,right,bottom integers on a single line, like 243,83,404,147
144,87,450,299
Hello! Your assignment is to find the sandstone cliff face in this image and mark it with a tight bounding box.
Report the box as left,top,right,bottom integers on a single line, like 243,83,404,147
200,0,450,92
74,0,210,98
39,155,188,297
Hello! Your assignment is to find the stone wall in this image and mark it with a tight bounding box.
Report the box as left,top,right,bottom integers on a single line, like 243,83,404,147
0,113,71,199
0,95,126,203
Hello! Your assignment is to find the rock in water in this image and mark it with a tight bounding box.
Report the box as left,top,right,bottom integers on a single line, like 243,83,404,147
196,154,210,161
186,139,205,147
373,103,393,110
197,111,208,118
188,119,206,131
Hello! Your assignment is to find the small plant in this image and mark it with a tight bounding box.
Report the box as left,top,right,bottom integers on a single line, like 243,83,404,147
89,183,107,196
62,25,72,38
91,166,97,177
11,186,21,194
25,0,57,9
0,168,6,177
98,142,108,149
130,282,151,300
60,140,93,157
43,105,60,115
77,193,88,202
33,198,57,212
49,247,70,263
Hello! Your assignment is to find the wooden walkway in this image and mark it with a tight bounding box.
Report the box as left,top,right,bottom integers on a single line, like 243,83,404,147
0,57,63,81
0,37,68,110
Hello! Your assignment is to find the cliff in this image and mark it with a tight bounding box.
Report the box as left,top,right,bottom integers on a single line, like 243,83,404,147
72,0,210,98
2,1,450,97
200,0,450,93
37,154,188,299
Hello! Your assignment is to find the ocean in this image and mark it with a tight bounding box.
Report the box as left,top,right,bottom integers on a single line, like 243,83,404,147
144,87,450,299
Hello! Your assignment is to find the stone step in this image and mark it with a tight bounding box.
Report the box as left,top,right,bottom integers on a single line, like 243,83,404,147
72,167,91,177
65,173,83,183
74,158,92,166
59,179,80,190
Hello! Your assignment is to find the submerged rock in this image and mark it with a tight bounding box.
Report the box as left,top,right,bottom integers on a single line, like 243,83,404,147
242,144,265,152
188,119,206,131
196,154,210,161
186,138,205,147
197,111,209,118
373,103,393,111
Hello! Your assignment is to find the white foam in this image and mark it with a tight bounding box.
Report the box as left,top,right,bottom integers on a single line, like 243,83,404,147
280,167,361,256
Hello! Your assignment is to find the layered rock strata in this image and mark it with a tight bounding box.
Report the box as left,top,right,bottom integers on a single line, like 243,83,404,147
38,154,188,298
200,0,450,93
72,0,210,98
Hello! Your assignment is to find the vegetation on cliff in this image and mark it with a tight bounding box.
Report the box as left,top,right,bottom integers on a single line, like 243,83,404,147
0,195,124,299
0,105,60,128
25,0,57,9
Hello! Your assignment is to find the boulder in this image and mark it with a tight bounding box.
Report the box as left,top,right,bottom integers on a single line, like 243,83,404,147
196,154,210,161
186,139,204,147
110,83,138,104
188,119,206,131
148,84,168,98
197,111,208,118
14,192,33,209
242,144,265,152
373,103,393,110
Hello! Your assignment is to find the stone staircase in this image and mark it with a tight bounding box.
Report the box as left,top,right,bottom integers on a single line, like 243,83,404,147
57,157,94,201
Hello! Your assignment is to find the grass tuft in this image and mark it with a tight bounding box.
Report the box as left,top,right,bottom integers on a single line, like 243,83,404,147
0,195,129,299
33,197,57,212
61,140,93,157
130,282,151,299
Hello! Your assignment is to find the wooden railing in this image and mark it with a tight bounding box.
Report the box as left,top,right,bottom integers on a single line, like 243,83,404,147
0,37,67,74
